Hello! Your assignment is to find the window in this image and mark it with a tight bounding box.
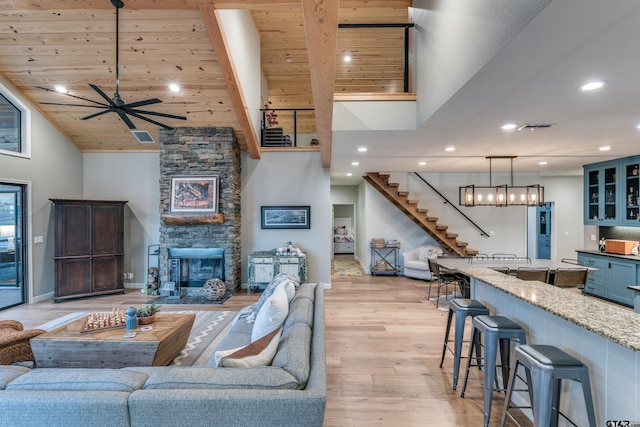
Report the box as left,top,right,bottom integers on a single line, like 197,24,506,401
0,82,30,158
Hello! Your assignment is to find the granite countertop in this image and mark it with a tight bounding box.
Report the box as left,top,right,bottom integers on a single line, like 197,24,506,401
576,249,640,262
457,267,640,353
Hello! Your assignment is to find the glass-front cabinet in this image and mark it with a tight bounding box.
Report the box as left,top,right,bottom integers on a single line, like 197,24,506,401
584,155,640,226
584,162,619,225
622,159,640,225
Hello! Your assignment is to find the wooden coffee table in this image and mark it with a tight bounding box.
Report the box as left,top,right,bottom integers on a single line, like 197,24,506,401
31,313,195,368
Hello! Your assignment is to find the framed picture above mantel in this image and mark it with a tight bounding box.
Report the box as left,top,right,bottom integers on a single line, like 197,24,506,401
170,175,219,213
261,206,311,229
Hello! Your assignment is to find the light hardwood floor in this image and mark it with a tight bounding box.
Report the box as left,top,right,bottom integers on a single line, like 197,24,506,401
1,256,526,426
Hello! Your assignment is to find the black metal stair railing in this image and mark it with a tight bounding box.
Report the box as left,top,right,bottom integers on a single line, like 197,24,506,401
260,108,315,148
412,172,490,238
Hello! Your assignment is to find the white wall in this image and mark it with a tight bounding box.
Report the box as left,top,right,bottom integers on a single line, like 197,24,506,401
218,10,262,137
332,101,416,130
241,151,331,286
0,76,83,301
83,153,161,288
541,175,585,260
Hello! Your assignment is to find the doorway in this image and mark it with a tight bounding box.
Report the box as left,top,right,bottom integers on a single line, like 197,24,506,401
332,204,356,259
537,202,552,259
0,183,26,310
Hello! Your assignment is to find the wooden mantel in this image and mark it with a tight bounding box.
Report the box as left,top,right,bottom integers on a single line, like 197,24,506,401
161,213,224,225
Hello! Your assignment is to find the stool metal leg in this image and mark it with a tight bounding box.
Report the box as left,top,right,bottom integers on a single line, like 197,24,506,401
532,369,555,427
452,309,467,390
481,331,499,427
579,370,598,427
439,308,454,369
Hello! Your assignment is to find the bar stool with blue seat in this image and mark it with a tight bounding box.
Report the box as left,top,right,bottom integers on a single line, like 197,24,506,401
439,298,490,390
460,315,527,427
501,344,597,427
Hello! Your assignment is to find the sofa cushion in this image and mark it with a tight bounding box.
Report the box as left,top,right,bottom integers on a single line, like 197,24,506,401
142,366,299,390
251,285,288,342
215,327,282,368
290,282,315,305
0,365,30,390
5,368,148,392
272,322,312,389
283,297,314,330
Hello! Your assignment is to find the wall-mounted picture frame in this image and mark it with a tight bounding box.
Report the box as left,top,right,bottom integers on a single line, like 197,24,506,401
170,175,219,213
261,206,310,229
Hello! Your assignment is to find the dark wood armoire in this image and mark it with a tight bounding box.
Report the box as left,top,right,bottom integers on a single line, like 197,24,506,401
50,199,127,302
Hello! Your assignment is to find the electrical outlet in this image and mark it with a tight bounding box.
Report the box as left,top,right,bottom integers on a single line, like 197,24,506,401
34,236,44,244
127,273,134,279
591,234,597,241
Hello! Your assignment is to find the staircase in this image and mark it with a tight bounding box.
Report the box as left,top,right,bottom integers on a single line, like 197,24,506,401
363,172,478,257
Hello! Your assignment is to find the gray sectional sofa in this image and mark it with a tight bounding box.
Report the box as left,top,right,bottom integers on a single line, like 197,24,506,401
0,282,326,427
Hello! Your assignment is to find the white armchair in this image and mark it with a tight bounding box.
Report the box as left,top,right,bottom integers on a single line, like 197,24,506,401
402,245,443,280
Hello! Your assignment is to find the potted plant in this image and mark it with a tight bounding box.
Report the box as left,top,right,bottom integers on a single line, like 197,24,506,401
136,302,160,325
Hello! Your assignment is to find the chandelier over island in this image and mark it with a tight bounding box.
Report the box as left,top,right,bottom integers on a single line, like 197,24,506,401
458,156,544,207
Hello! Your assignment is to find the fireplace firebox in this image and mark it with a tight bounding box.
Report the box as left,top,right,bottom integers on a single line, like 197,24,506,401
168,248,225,288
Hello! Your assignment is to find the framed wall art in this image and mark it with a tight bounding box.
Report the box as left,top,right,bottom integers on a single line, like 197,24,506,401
261,206,310,229
170,175,219,213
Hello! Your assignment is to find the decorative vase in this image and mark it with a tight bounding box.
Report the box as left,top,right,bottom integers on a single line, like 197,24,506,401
137,314,156,325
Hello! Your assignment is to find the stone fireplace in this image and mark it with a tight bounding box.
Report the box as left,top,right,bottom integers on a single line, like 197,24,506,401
158,127,241,294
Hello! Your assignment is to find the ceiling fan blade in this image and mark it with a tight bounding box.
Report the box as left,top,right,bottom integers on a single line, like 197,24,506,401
81,110,112,120
126,108,187,121
89,84,116,106
40,102,108,109
123,98,163,109
116,110,137,129
125,110,175,130
36,86,108,107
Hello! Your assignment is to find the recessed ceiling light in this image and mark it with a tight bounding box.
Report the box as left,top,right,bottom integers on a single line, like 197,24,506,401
599,145,611,151
500,123,518,131
581,80,607,91
168,83,180,93
357,147,367,152
346,173,353,177
538,161,548,165
636,124,640,129
445,146,455,152
418,161,427,166
351,161,359,166
343,54,352,63
54,84,67,94
285,57,293,63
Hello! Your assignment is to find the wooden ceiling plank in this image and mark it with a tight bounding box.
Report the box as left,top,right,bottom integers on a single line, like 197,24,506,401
2,0,300,11
199,4,260,159
302,0,339,168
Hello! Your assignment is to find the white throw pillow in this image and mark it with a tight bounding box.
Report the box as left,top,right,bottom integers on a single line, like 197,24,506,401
215,327,282,368
277,279,296,302
251,285,289,342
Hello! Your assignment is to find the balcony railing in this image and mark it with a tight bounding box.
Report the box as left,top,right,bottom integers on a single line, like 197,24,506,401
260,108,316,148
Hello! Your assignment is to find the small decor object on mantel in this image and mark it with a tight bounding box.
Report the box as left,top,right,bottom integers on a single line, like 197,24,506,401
136,302,161,325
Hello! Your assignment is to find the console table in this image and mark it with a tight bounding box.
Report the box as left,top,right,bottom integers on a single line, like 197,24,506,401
247,251,307,294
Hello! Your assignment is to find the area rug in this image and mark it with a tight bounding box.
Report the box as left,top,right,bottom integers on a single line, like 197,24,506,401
332,258,364,276
36,310,237,367
146,289,232,305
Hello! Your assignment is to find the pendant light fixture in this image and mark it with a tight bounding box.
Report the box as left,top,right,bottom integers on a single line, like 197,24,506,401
458,156,544,207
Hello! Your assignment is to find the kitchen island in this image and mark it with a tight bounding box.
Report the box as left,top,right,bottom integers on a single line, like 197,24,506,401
453,266,639,426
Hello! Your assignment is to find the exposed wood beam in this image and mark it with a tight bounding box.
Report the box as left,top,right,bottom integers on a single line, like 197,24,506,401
199,4,261,160
302,0,338,168
2,0,300,10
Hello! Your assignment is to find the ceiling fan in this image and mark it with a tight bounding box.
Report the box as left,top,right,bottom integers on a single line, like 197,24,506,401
37,0,186,131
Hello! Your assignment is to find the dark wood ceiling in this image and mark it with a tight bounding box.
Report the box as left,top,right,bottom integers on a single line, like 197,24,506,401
0,0,410,166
